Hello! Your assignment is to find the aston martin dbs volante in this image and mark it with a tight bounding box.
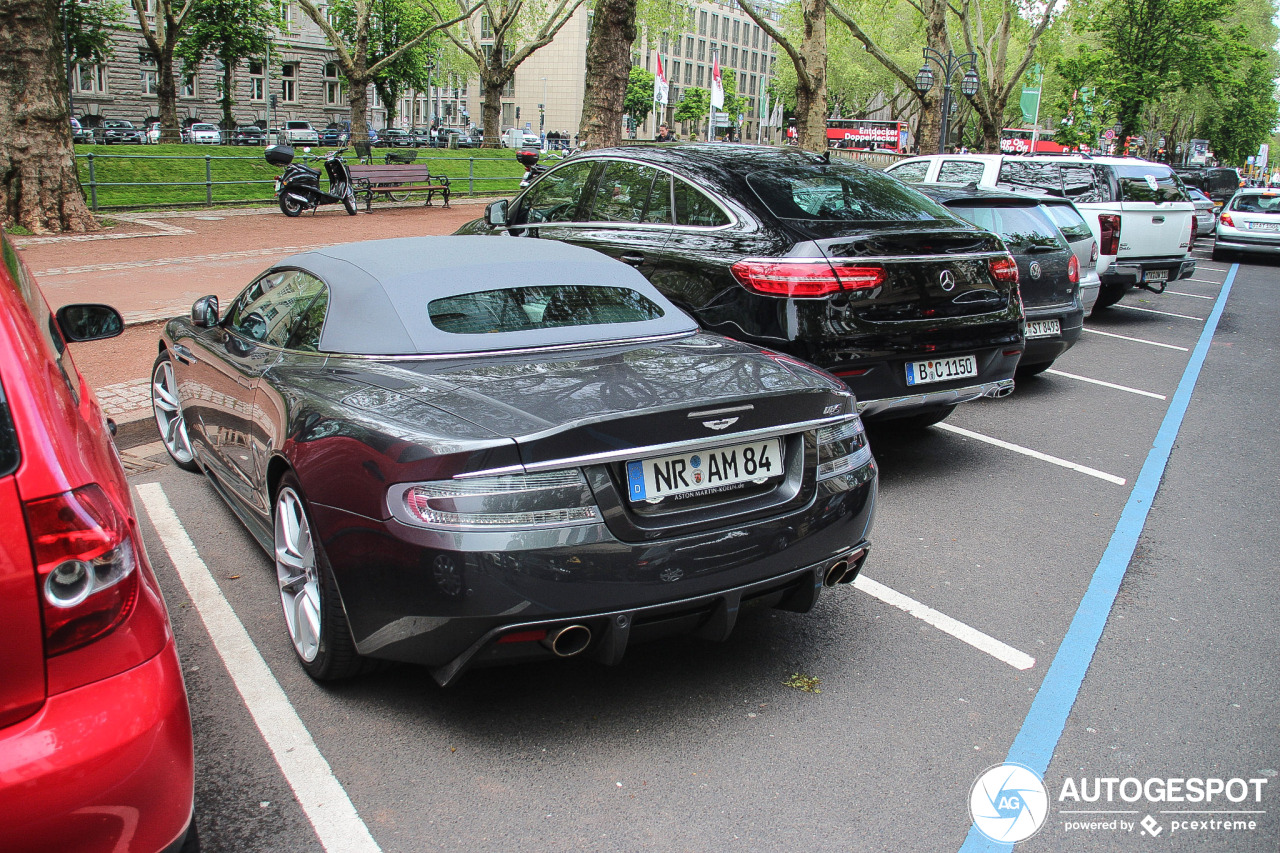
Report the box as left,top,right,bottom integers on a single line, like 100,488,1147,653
153,236,877,685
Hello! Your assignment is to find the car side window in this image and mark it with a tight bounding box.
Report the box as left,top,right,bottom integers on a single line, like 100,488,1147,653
886,161,930,183
1042,204,1093,241
674,179,729,227
937,160,985,184
588,162,668,224
227,270,327,348
518,161,594,223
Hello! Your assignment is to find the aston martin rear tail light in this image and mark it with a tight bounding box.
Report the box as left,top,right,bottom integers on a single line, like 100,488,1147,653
398,470,601,530
730,259,843,297
25,484,140,657
1068,255,1080,284
815,416,873,481
1219,212,1234,228
988,254,1020,283
1098,214,1121,255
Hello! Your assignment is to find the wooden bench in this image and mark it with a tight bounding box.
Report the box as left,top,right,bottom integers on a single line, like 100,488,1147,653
348,164,451,210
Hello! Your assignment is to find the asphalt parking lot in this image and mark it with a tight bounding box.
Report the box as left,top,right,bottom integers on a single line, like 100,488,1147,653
30,218,1277,851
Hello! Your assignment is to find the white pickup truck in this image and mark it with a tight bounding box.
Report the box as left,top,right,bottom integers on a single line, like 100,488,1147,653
885,154,1195,309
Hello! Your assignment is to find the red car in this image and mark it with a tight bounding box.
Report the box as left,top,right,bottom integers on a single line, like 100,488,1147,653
0,234,196,852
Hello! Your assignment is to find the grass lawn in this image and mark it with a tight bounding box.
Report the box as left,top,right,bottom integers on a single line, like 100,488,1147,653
75,143,525,209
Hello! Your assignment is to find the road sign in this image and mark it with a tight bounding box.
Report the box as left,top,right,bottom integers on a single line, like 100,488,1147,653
1103,128,1115,140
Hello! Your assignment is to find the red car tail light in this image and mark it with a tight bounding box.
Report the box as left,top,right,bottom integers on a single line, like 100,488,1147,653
831,264,887,290
730,259,841,297
988,254,1020,283
1098,214,1121,255
25,484,140,657
1220,212,1234,228
1068,254,1080,284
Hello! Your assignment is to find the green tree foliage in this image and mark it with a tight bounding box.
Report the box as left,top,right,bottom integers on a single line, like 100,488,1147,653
1199,58,1279,164
61,0,124,64
178,0,280,129
624,66,655,127
674,86,709,131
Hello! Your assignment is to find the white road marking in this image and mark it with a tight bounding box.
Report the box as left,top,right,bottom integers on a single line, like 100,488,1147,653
1083,328,1190,351
135,483,382,853
1114,304,1204,321
937,423,1127,485
1161,290,1216,300
853,575,1036,670
1183,278,1225,284
1044,369,1167,400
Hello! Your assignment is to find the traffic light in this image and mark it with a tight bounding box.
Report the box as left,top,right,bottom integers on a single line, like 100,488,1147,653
270,94,278,108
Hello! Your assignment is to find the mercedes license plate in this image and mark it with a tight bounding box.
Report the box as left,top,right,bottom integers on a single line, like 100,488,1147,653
1026,319,1061,339
1143,269,1170,282
906,355,978,386
626,438,783,502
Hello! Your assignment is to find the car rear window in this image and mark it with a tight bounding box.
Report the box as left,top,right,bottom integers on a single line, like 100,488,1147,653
428,285,665,335
1114,165,1186,203
1229,193,1280,213
945,203,1062,249
998,162,1113,203
747,165,961,224
0,381,18,477
1040,203,1093,242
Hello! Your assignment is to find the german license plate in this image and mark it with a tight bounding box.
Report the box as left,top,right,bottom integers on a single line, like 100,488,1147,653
1026,319,1061,339
1247,221,1280,231
1143,269,1169,282
274,179,281,194
626,438,783,502
905,355,978,386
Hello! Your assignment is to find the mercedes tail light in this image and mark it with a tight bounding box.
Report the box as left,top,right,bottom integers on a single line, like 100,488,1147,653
988,254,1020,283
25,484,141,657
730,260,884,297
1068,254,1080,284
1098,214,1121,255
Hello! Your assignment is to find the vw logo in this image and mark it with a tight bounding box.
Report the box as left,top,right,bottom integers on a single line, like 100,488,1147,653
939,270,957,291
1028,262,1042,279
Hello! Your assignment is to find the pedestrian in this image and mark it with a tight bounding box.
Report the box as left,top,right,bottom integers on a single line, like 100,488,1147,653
1271,168,1279,187
655,123,674,142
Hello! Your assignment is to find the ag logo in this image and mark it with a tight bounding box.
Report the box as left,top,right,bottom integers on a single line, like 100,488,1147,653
969,763,1049,843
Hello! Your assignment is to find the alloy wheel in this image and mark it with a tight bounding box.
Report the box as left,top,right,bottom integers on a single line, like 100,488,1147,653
152,357,195,466
275,487,322,662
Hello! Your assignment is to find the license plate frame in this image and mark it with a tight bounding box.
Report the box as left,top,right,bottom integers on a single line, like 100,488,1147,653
625,438,784,503
905,354,979,386
1025,318,1062,339
1247,221,1280,232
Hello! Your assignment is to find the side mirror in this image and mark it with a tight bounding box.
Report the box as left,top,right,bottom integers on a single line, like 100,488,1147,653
192,295,219,327
485,198,509,227
56,304,123,342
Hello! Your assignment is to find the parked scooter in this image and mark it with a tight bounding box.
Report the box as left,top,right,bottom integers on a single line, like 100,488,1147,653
265,144,358,216
516,145,575,189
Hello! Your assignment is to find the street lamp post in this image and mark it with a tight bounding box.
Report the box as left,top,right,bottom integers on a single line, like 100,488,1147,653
914,48,979,155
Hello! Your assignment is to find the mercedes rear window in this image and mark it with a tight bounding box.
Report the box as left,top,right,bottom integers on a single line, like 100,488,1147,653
429,285,665,335
1115,165,1186,203
747,166,962,224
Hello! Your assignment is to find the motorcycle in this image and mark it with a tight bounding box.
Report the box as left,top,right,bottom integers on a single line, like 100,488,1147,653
265,144,358,217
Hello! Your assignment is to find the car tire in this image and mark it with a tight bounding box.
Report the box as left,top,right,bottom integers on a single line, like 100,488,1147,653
151,351,199,472
273,473,371,680
279,194,305,217
882,404,957,431
1092,283,1128,310
1211,246,1229,262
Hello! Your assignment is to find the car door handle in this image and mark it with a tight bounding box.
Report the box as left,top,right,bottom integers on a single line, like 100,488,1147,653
174,344,196,365
1152,216,1165,224
620,253,645,266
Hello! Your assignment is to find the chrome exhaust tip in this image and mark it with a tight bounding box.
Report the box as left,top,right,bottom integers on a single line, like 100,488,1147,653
823,560,851,587
986,383,1015,399
544,624,593,658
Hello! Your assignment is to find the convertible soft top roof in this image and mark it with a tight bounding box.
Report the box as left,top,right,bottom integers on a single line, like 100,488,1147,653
276,235,697,355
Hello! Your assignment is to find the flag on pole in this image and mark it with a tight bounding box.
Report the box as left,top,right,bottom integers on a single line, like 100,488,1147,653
760,84,769,123
710,53,724,109
654,54,669,106
770,99,784,128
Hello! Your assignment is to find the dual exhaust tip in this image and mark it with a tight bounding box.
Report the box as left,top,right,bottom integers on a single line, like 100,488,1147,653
823,548,867,587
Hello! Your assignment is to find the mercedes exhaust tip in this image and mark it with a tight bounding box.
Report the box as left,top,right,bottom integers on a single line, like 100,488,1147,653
544,624,593,658
823,560,851,587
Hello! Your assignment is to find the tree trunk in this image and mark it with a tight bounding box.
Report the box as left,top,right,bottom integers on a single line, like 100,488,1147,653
481,76,503,148
978,111,1001,153
349,80,370,158
0,0,96,233
795,0,827,153
221,59,235,132
577,0,637,149
916,89,942,153
157,46,181,142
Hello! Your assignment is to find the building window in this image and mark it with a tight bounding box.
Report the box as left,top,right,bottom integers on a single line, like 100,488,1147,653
710,14,718,38
733,19,740,43
684,64,691,84
696,65,703,86
74,62,108,94
753,27,759,48
751,51,758,72
672,60,680,81
688,7,695,30
698,10,707,34
481,14,493,38
698,39,705,61
324,62,342,104
281,63,297,102
686,36,694,58
249,60,265,101
731,47,737,67
279,0,294,31
660,34,668,53
140,55,158,95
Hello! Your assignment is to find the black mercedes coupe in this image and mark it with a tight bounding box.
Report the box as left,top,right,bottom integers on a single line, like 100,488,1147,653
459,144,1026,429
151,237,877,685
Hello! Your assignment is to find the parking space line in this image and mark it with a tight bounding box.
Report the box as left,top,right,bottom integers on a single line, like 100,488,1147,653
1083,328,1190,351
1183,278,1224,284
937,424,1126,485
1112,304,1204,321
135,483,383,853
853,575,1035,670
1161,290,1216,299
1043,369,1167,400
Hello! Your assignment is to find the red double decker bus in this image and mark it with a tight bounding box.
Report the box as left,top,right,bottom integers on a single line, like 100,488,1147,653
999,128,1067,154
827,119,909,152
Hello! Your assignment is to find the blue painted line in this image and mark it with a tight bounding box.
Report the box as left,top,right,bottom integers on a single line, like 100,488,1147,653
959,265,1238,852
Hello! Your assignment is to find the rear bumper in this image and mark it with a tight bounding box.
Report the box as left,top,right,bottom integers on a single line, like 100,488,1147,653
0,642,195,853
856,378,1014,417
1213,233,1280,254
1021,303,1085,367
1101,257,1196,288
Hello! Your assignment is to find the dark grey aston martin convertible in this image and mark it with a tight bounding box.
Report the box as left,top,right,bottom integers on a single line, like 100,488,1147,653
152,236,877,685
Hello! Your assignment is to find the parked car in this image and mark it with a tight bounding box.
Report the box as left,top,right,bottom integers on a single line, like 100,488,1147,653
101,119,144,144
1037,195,1104,316
460,144,1025,428
885,153,1195,309
408,126,435,147
917,184,1084,376
1186,187,1217,236
1176,166,1243,205
282,120,320,145
151,236,877,684
187,122,222,144
379,128,415,147
70,117,93,143
318,121,377,147
231,124,267,145
0,232,196,851
440,127,480,148
502,128,541,148
1212,188,1280,260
